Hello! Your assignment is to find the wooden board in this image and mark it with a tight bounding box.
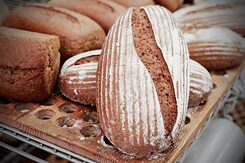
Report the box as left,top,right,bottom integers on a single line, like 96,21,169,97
0,63,244,163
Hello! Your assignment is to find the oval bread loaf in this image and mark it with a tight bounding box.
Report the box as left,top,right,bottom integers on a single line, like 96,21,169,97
0,27,60,102
97,6,189,157
111,0,155,7
181,24,245,70
189,60,213,107
154,0,184,12
49,0,126,32
173,1,245,36
59,50,101,105
3,3,106,59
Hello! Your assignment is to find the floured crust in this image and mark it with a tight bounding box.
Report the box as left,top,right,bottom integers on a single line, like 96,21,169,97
0,27,60,101
173,1,245,36
97,6,189,157
3,3,106,58
59,50,101,105
49,0,126,32
189,60,213,107
181,25,245,70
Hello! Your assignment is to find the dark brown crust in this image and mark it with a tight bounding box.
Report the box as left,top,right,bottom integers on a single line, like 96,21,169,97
74,56,100,66
131,8,177,135
0,27,60,102
3,3,106,58
49,0,126,32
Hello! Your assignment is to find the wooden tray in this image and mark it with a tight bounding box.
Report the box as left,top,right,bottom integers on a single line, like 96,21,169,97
0,63,244,163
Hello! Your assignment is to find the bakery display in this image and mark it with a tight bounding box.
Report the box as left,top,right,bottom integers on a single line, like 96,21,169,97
97,6,189,157
173,1,245,36
3,3,106,59
59,50,100,105
0,27,60,102
111,0,155,7
154,0,183,12
49,0,126,32
181,24,245,70
189,60,213,107
0,0,8,24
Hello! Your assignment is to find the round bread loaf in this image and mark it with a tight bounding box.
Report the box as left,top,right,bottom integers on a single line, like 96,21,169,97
181,24,245,70
189,60,213,107
49,0,126,32
59,50,100,105
3,3,106,59
154,0,183,12
0,0,8,24
0,27,60,102
97,6,189,157
111,0,155,7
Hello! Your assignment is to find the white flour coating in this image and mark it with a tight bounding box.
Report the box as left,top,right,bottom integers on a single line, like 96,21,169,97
60,49,101,76
98,6,189,156
184,26,245,47
144,6,190,139
190,60,213,94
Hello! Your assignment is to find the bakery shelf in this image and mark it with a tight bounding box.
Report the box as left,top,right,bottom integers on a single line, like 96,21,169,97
0,64,244,163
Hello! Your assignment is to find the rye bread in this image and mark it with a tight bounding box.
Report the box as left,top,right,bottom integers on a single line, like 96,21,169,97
59,50,100,105
3,3,106,59
154,0,184,12
97,6,189,157
181,24,245,70
189,60,213,107
0,27,60,102
112,0,155,7
49,0,126,32
173,1,245,36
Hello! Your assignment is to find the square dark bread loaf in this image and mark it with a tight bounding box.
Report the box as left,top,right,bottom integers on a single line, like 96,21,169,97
97,6,189,157
0,27,60,102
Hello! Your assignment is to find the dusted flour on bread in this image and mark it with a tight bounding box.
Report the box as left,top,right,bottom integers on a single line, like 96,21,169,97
60,50,101,105
173,1,245,36
97,6,189,157
181,24,245,70
189,60,213,107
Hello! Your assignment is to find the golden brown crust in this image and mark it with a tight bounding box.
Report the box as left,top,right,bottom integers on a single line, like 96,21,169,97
3,3,106,58
112,0,155,7
49,0,126,32
154,0,183,12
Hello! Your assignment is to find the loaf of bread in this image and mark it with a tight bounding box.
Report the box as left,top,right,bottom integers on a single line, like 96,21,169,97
3,3,106,59
59,50,100,105
189,60,213,107
173,1,245,36
49,0,126,32
0,0,8,24
154,0,184,12
181,24,245,70
0,27,60,102
193,0,243,4
97,6,189,157
111,0,155,7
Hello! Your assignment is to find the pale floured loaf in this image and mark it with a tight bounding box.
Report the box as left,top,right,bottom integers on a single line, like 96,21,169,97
49,0,126,32
97,6,189,157
173,1,245,36
59,50,100,105
154,0,184,12
0,27,60,102
111,0,155,7
3,3,106,59
181,24,245,70
189,59,213,107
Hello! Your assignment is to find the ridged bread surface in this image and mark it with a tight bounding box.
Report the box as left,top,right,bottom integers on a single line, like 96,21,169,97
189,60,213,107
59,50,100,105
97,6,189,157
182,25,245,70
